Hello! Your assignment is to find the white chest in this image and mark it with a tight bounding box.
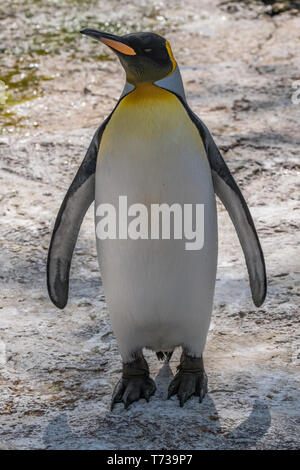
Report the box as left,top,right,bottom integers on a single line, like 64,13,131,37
94,86,218,359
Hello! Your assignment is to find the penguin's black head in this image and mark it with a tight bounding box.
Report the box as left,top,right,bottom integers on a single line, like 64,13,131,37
80,30,176,84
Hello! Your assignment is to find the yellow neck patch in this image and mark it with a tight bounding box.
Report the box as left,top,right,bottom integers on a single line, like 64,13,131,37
124,83,172,104
99,84,207,165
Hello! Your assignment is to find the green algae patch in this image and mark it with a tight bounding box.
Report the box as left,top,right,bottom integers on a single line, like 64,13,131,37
0,64,52,133
0,0,176,134
0,109,26,134
0,66,52,107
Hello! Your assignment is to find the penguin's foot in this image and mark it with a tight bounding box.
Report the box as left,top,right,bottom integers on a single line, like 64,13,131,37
111,355,156,410
167,352,207,407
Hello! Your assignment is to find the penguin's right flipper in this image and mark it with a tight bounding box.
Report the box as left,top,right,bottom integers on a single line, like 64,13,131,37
47,119,109,309
182,108,267,307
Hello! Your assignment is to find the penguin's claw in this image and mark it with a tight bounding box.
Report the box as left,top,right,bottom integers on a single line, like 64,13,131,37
178,374,197,407
168,371,207,407
111,377,156,410
167,353,207,407
110,379,125,410
167,376,180,399
143,382,154,403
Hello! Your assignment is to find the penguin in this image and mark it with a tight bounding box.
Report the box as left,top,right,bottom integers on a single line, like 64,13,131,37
47,30,267,409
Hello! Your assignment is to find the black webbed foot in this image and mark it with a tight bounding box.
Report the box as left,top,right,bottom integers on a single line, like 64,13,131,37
168,352,207,407
111,355,156,410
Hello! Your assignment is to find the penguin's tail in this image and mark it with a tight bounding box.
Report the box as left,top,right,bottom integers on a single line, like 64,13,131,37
156,351,174,362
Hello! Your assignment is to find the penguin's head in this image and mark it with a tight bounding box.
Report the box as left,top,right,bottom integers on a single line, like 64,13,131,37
80,30,177,84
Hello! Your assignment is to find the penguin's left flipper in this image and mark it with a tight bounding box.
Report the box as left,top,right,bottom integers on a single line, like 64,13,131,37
47,119,109,309
185,110,267,307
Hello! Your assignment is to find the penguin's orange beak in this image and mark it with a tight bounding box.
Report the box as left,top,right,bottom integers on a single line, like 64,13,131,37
80,29,136,56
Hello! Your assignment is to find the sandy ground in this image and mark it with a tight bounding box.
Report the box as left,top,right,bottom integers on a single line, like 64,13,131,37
0,0,299,450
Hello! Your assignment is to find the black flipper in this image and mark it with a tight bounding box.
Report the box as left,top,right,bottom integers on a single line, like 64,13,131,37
176,98,267,307
47,118,109,309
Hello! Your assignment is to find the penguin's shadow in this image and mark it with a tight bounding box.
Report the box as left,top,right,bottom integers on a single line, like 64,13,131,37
154,363,271,446
43,362,271,450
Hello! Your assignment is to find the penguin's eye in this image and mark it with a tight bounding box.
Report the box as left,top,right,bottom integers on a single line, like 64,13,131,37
143,48,153,53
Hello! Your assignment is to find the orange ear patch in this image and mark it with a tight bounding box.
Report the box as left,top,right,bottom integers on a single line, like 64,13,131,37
166,40,176,73
100,38,136,55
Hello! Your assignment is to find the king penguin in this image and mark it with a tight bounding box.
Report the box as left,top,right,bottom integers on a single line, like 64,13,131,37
47,30,267,409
